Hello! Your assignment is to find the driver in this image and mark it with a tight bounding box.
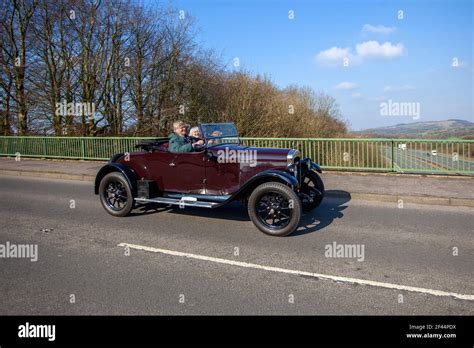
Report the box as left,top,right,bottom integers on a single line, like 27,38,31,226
188,126,202,141
189,126,205,151
169,121,204,153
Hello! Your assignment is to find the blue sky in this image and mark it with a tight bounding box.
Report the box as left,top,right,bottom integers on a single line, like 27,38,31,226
157,0,472,130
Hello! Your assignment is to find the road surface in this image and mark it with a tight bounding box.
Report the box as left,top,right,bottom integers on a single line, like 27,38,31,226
0,176,473,315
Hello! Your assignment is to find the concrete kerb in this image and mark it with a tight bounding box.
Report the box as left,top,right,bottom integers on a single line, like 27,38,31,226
1,169,472,208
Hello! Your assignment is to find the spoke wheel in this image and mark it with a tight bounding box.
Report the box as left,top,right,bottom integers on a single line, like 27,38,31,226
299,171,325,212
248,182,301,237
99,172,134,217
104,181,128,210
256,192,292,229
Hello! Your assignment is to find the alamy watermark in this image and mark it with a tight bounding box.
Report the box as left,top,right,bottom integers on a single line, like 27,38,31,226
325,241,365,262
18,322,55,341
217,147,258,167
55,100,96,118
380,99,420,120
0,241,38,262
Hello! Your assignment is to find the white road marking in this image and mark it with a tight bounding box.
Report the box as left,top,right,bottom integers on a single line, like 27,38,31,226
118,242,474,301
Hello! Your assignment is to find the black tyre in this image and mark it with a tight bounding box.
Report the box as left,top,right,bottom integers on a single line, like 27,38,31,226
299,171,325,212
248,182,301,237
99,172,134,217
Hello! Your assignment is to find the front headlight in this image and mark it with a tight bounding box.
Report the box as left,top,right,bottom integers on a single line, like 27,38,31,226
286,149,300,168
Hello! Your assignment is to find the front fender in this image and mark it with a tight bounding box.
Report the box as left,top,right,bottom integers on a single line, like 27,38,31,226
229,169,299,202
310,160,322,173
247,169,299,187
299,158,322,174
94,163,138,195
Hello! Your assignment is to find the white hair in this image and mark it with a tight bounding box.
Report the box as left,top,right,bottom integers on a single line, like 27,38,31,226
173,120,186,132
189,126,200,136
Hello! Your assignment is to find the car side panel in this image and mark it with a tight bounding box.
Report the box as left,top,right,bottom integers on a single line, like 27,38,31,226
150,151,206,193
205,145,289,195
118,151,206,194
204,151,240,195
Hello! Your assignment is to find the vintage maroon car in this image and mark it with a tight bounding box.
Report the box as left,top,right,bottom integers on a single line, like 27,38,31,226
95,123,324,236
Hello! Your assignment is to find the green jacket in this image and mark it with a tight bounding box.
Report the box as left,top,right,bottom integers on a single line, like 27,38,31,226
168,132,194,153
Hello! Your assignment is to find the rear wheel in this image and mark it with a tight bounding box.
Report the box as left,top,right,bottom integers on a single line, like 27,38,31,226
248,182,301,237
299,171,325,212
99,172,134,217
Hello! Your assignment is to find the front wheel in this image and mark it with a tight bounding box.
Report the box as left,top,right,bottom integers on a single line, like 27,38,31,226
248,182,301,237
99,172,134,217
299,171,325,212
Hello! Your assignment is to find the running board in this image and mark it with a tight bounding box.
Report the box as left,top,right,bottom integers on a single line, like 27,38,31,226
134,196,219,208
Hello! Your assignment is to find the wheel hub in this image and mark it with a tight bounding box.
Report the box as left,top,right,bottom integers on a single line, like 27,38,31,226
256,191,292,229
104,181,127,210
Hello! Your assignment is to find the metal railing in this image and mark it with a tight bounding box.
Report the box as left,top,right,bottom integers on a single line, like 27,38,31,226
0,136,159,161
0,136,473,175
241,138,474,175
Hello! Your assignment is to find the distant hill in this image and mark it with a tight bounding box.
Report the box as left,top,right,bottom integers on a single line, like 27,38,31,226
353,119,474,138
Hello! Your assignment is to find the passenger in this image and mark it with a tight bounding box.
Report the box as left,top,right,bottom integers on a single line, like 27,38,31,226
169,121,204,153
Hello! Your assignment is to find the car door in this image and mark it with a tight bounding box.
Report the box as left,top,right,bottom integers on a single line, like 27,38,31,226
148,151,206,194
204,146,241,195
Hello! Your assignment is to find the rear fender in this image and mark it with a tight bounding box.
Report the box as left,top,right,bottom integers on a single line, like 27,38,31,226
94,163,138,195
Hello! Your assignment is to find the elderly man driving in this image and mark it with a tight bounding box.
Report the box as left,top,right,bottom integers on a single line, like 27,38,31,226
188,126,202,139
169,120,204,153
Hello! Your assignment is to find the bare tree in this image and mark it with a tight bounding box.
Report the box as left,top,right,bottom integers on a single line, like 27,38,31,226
0,0,347,138
1,0,39,134
0,28,15,135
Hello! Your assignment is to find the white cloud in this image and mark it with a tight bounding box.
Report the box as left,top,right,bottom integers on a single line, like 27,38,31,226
316,41,404,66
316,46,352,65
383,85,414,92
362,24,396,35
334,82,358,90
356,41,404,59
351,92,363,99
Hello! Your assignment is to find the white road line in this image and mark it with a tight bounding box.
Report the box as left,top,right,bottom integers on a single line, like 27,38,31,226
118,242,474,301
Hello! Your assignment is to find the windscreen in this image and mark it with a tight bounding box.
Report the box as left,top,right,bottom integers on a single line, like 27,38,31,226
200,123,240,147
